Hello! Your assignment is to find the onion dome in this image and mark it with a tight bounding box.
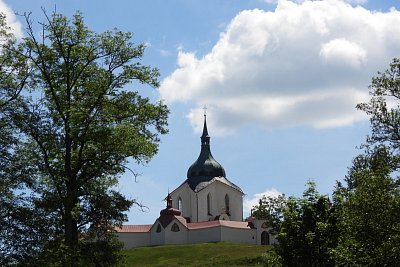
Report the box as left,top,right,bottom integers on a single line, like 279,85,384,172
186,114,226,190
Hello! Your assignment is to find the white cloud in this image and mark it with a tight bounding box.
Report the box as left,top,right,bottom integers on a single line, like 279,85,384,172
159,49,172,57
243,188,283,214
345,0,368,4
320,38,367,68
0,1,23,38
264,0,368,5
160,0,400,135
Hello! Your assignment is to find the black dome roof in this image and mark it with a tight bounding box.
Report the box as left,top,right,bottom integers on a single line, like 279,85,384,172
187,148,226,179
186,115,226,190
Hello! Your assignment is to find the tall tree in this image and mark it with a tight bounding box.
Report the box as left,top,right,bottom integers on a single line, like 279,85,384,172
332,58,400,266
276,181,337,267
333,147,400,266
5,11,168,265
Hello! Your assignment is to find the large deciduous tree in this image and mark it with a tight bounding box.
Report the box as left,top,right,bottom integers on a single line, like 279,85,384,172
3,11,168,265
331,59,400,266
276,181,337,267
333,147,400,266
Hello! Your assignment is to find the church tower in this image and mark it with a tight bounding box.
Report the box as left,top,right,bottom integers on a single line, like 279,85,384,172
170,114,244,223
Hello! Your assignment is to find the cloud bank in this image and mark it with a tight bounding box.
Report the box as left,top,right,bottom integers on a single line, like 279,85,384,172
160,0,400,135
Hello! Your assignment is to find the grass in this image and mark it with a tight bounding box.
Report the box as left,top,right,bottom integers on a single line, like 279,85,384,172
122,242,272,266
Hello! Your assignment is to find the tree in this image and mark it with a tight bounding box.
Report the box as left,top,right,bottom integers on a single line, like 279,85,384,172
276,181,337,267
3,11,168,265
331,58,400,266
357,58,400,160
251,193,286,235
333,147,400,266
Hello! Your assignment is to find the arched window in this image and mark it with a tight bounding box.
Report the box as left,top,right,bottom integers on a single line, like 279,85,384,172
156,224,161,233
261,231,270,245
171,223,180,232
225,194,230,214
207,193,212,215
178,197,182,211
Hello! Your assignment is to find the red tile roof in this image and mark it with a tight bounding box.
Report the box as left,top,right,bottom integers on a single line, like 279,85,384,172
187,220,251,230
116,218,252,233
115,224,152,233
158,214,188,229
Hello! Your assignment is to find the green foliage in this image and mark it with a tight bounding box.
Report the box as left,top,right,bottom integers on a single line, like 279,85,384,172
331,58,400,266
257,249,282,267
0,12,32,266
276,181,337,267
18,237,124,267
333,147,400,266
357,58,400,154
252,194,286,235
0,10,168,265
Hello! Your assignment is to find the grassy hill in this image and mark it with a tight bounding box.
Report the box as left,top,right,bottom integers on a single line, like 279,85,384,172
122,242,272,266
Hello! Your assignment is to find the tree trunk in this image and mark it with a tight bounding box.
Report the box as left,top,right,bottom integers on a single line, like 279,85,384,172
64,182,79,266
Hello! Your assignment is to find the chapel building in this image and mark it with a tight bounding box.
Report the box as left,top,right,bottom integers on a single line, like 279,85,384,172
169,114,244,223
116,115,276,248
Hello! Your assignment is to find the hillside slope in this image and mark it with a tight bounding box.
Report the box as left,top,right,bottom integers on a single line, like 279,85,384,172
123,242,271,266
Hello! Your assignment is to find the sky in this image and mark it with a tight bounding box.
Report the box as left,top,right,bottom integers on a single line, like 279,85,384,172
2,0,400,224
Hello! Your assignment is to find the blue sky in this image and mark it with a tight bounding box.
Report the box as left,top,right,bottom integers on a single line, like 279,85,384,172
3,0,400,224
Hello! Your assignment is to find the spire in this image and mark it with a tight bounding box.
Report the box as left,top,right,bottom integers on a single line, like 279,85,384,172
187,112,226,189
201,110,210,146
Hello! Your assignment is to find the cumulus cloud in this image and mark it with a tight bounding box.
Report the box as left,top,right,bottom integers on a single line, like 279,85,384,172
160,0,400,135
345,0,368,4
320,38,367,68
243,188,283,214
264,0,368,4
0,0,23,38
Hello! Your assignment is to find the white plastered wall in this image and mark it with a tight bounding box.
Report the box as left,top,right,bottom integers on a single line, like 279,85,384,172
117,222,274,248
221,227,256,244
116,232,150,249
197,180,243,222
170,183,194,221
164,218,188,245
150,220,165,246
188,227,220,243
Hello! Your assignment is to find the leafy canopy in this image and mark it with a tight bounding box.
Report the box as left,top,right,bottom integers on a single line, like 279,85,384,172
1,10,169,266
332,58,400,266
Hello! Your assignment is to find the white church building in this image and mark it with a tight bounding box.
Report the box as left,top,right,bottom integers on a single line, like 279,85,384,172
116,115,276,248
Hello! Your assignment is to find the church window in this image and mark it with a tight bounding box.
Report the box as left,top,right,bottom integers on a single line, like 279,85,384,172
207,193,212,215
225,194,230,214
171,223,180,232
178,197,182,211
156,224,161,233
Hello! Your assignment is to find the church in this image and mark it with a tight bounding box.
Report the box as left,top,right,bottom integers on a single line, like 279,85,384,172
116,115,276,248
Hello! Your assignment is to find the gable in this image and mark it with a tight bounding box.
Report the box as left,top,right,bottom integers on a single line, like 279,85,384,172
194,177,244,194
153,215,188,231
197,178,244,196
